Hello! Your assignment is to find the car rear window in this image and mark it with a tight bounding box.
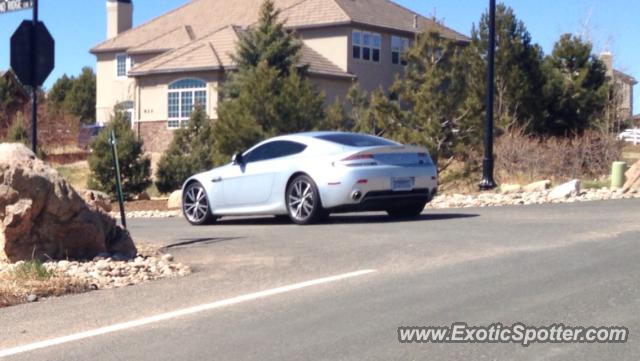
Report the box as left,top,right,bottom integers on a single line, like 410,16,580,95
315,134,398,147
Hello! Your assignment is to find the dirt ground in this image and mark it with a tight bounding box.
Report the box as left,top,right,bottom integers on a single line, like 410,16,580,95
111,199,169,212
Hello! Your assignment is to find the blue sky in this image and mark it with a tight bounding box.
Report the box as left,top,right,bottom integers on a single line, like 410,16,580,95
1,0,638,111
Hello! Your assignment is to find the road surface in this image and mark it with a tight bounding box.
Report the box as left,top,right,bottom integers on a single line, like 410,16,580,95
1,199,639,360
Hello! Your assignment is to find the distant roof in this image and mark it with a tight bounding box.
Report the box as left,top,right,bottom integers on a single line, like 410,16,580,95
614,69,638,86
128,25,355,78
91,0,468,54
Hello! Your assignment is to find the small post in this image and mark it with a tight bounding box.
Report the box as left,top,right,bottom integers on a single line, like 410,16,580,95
110,130,127,229
30,0,39,153
611,161,627,189
480,0,497,191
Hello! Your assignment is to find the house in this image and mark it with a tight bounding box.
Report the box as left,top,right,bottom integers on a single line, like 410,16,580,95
0,70,30,138
599,52,637,121
91,0,467,153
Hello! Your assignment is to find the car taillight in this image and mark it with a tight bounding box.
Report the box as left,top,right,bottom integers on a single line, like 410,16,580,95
340,153,377,166
341,154,375,161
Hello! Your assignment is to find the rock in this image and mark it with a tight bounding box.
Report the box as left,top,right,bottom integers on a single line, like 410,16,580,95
548,179,581,200
167,190,182,210
81,190,112,213
523,180,551,192
161,253,174,262
26,294,38,302
137,191,151,201
499,184,522,194
622,160,640,193
0,143,137,262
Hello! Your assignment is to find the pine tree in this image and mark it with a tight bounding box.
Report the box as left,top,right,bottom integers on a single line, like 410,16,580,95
88,109,151,199
467,3,546,133
541,34,609,135
214,0,325,162
318,85,400,137
5,112,29,145
156,106,216,193
392,31,477,166
65,67,97,124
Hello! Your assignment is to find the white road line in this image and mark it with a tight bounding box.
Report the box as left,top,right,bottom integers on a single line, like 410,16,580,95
0,269,376,359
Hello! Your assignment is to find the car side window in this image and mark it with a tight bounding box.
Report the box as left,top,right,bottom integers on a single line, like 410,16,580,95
244,141,307,163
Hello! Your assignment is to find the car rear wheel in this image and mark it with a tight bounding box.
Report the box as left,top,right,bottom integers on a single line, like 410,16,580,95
286,175,323,225
386,201,427,218
183,182,216,225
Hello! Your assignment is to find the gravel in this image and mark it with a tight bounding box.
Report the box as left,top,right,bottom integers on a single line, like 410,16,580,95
427,187,640,209
0,251,191,292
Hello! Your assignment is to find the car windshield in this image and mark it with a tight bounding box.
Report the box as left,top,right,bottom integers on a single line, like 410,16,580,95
315,133,398,147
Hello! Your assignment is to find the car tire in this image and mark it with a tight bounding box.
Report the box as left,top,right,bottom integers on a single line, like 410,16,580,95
386,201,427,218
286,175,323,225
182,182,216,226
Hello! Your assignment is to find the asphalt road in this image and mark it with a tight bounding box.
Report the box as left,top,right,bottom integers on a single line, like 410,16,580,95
1,199,639,360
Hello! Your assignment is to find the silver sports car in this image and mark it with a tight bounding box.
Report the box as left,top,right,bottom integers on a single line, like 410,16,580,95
181,132,438,225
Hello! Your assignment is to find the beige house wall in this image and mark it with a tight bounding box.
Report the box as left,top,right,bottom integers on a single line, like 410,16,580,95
135,71,221,124
298,27,349,72
95,52,136,124
346,25,410,94
310,76,353,105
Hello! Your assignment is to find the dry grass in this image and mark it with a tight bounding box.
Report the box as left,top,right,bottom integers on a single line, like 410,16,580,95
55,161,90,191
494,129,623,185
0,261,89,308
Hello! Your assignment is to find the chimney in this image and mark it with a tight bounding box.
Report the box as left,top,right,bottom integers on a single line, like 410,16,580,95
107,0,133,39
599,52,614,79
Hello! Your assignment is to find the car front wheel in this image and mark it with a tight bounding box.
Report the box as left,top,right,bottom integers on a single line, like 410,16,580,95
286,175,323,225
183,182,216,225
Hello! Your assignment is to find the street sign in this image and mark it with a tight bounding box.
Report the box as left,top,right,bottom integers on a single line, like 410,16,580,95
10,20,54,87
0,0,33,14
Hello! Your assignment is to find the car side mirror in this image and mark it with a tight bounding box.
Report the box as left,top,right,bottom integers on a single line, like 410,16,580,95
232,153,244,165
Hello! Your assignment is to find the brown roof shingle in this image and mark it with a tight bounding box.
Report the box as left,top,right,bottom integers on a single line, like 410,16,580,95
91,0,468,54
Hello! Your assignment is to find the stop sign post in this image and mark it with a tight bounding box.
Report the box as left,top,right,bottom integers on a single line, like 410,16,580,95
7,0,54,153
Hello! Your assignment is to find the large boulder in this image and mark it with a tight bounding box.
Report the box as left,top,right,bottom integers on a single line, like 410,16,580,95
523,180,551,192
0,143,136,262
622,160,640,193
548,179,581,200
167,190,182,210
499,184,522,194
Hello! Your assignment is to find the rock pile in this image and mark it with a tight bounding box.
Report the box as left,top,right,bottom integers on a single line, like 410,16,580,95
428,179,640,209
0,143,136,262
0,251,191,292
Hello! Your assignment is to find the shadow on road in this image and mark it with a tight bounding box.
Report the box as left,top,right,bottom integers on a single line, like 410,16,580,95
162,237,244,249
213,213,478,226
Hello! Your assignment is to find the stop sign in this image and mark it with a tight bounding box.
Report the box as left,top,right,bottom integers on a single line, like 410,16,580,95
10,20,54,87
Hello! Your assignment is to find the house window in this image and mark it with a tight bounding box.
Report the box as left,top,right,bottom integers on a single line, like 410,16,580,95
352,30,381,63
116,54,136,77
391,36,410,65
116,54,127,77
167,78,207,128
117,100,134,126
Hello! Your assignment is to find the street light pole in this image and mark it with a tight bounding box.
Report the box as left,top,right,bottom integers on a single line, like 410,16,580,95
479,0,497,191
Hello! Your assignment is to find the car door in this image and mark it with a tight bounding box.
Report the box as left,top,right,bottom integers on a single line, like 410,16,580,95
220,140,307,207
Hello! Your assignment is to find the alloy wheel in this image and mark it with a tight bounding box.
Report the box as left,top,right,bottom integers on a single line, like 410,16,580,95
183,184,209,224
288,179,315,222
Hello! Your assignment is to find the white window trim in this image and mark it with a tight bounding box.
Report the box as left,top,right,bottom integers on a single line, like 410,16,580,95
352,29,381,63
115,53,127,78
391,36,410,65
167,78,208,129
116,54,136,78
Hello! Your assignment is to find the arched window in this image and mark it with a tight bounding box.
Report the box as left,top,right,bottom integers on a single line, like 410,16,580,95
167,78,207,128
117,100,134,126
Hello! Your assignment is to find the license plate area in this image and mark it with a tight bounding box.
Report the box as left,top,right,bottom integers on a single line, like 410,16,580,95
391,177,413,191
